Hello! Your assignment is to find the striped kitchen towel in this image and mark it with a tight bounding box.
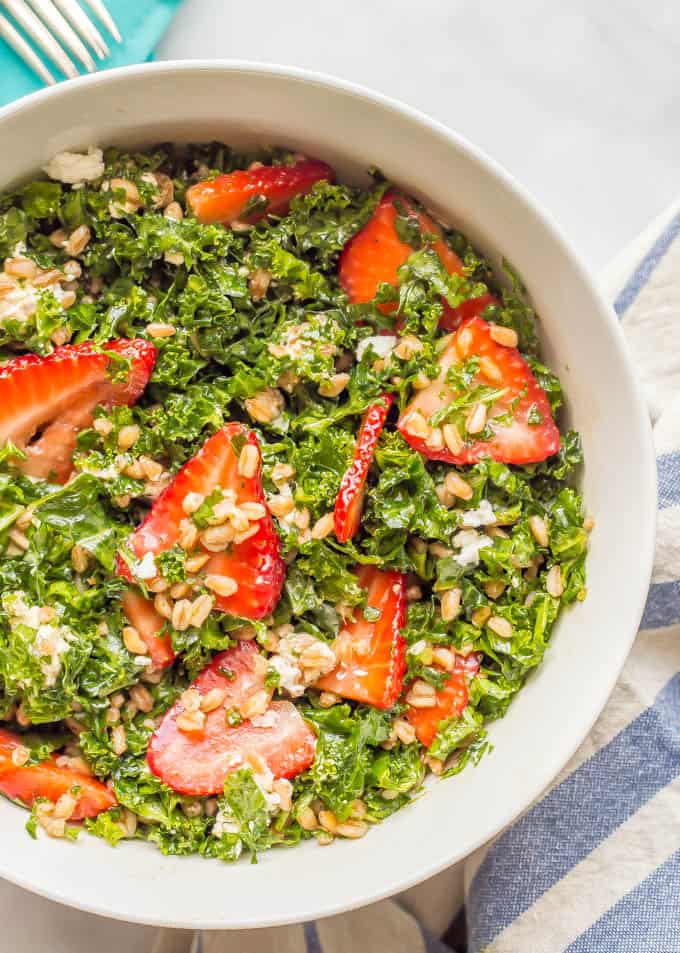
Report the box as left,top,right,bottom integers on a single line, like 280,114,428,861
3,205,677,953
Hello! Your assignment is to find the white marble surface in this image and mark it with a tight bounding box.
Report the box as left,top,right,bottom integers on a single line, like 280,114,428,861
158,0,680,270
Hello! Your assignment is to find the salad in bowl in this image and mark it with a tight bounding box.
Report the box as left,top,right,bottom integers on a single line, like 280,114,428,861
0,142,589,861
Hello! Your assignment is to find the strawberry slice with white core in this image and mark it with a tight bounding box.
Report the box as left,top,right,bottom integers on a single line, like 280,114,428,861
316,566,407,709
0,339,156,483
334,395,393,543
117,423,285,621
398,316,560,465
147,642,317,796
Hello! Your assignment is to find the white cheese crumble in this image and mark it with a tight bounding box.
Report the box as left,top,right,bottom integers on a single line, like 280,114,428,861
211,807,241,840
356,334,397,362
44,147,105,185
0,284,40,325
250,760,281,813
133,552,157,581
0,275,73,332
79,463,120,481
268,653,304,697
4,592,42,629
269,632,336,698
452,529,493,568
4,592,74,687
460,499,496,529
250,710,278,729
32,624,73,687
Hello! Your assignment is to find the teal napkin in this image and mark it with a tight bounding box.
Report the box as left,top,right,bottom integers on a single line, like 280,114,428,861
0,0,183,107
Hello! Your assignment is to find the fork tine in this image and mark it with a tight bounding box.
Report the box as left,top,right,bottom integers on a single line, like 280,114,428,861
50,0,108,58
82,0,119,42
1,0,78,77
0,10,56,83
27,0,95,70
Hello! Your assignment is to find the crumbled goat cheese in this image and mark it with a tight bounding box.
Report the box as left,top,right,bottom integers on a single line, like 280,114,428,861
4,591,42,629
0,284,40,324
356,334,397,362
0,278,73,329
80,463,120,481
460,499,496,529
32,624,74,687
250,760,281,812
134,552,157,581
50,283,73,305
453,529,493,568
270,632,336,697
211,807,241,840
44,147,105,185
250,710,278,729
4,592,74,688
269,654,304,697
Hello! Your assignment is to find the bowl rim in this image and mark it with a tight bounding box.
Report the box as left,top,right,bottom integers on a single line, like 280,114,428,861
0,59,657,928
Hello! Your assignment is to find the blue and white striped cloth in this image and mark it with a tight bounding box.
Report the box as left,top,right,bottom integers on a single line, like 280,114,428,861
3,203,678,953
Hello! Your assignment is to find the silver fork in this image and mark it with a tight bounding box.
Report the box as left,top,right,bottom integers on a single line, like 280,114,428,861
0,0,120,84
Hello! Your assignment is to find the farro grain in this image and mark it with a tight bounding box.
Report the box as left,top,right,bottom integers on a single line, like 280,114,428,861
489,324,518,348
64,225,91,256
123,625,148,655
204,574,238,597
440,587,462,621
545,564,564,598
529,514,549,547
487,615,512,639
200,688,226,713
238,444,259,478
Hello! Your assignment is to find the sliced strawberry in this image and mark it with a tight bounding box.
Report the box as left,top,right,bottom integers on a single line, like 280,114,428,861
439,292,497,332
339,190,496,324
398,316,560,465
315,566,406,709
0,728,116,819
0,339,156,483
121,588,175,671
117,423,285,620
334,395,393,543
405,653,481,747
187,158,335,225
147,642,316,796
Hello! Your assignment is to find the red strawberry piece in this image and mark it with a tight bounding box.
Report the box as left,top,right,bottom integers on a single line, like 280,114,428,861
439,292,498,332
187,158,335,225
0,339,155,483
121,588,175,671
334,395,393,543
339,190,496,325
0,728,116,819
147,642,316,796
398,316,560,465
406,652,481,747
117,423,285,621
315,566,407,709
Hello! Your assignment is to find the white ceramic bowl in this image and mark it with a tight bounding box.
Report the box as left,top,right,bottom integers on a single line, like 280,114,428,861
0,61,656,930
